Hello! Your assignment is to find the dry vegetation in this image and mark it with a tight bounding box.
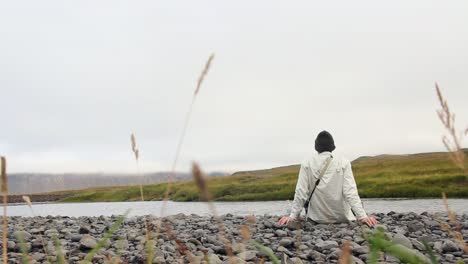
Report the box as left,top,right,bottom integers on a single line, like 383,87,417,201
1,156,8,263
436,83,467,172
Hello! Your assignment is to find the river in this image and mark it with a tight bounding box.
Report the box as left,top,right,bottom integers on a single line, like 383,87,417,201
5,198,468,217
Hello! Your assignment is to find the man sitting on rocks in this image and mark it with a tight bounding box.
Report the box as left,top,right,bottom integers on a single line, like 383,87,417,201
278,131,377,227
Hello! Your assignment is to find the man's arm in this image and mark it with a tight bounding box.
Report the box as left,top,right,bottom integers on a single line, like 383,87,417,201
279,162,310,225
289,163,310,219
342,161,367,218
342,161,377,226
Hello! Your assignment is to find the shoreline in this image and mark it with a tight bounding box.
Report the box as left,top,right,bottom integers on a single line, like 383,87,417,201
7,196,468,206
3,212,467,263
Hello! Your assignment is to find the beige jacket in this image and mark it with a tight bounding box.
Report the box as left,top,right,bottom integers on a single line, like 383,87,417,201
289,151,367,223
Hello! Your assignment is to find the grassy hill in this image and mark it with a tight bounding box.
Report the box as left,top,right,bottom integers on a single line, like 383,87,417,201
59,150,468,202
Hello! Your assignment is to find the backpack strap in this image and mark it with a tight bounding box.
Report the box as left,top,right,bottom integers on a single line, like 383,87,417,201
304,156,333,214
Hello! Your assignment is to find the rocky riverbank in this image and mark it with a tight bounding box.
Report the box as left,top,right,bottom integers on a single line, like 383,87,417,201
1,212,467,263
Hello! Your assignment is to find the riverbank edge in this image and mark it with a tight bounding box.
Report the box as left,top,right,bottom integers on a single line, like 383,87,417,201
3,212,468,263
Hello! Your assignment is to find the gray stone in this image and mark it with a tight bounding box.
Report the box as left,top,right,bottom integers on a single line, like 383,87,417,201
442,240,459,253
194,229,205,237
444,254,455,261
352,256,365,264
408,221,425,233
307,249,326,261
44,229,59,237
31,252,45,261
237,250,257,261
410,238,425,251
434,241,443,253
385,254,400,263
328,248,342,260
79,226,90,234
277,246,293,256
7,241,15,250
29,228,42,234
353,235,365,244
208,253,223,264
31,239,42,248
223,257,246,264
279,238,294,247
275,230,288,237
289,257,305,264
71,234,82,242
352,245,369,255
392,233,413,249
79,234,97,250
287,220,302,230
263,221,273,228
13,230,32,241
298,244,308,250
315,240,338,250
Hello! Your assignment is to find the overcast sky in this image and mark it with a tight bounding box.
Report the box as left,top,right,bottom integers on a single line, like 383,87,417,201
1,0,467,174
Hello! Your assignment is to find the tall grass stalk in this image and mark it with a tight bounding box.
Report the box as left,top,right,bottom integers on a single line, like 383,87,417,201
439,193,467,253
81,210,129,264
240,217,280,264
154,53,215,248
366,227,431,264
53,235,66,264
130,134,153,263
112,238,125,264
192,162,235,263
435,83,467,171
250,241,280,264
435,84,468,253
159,53,215,216
422,240,439,264
163,222,196,263
22,195,52,264
1,156,7,264
338,240,351,264
16,233,29,264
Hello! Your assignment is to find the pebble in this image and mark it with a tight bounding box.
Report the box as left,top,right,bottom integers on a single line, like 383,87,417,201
442,240,459,253
316,240,338,250
392,233,413,249
79,234,97,249
1,212,466,264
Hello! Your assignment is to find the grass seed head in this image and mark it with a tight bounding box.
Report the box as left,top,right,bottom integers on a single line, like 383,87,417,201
1,156,6,193
239,225,251,242
22,196,32,208
338,240,351,264
191,162,210,201
130,133,139,161
194,53,215,96
435,83,466,170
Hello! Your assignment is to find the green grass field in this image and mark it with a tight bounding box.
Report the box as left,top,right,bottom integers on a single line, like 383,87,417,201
60,150,468,202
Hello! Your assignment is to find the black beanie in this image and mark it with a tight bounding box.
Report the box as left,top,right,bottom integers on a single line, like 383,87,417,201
315,130,336,153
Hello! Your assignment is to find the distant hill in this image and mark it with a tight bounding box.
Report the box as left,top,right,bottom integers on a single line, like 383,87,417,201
56,149,468,203
232,165,300,178
7,171,229,195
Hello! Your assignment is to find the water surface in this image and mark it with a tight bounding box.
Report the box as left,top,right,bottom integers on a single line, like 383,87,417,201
6,199,468,217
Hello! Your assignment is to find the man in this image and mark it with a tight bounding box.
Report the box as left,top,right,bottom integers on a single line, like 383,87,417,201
278,131,377,227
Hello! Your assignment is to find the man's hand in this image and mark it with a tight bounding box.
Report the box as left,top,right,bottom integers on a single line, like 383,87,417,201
278,216,294,226
359,216,378,227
